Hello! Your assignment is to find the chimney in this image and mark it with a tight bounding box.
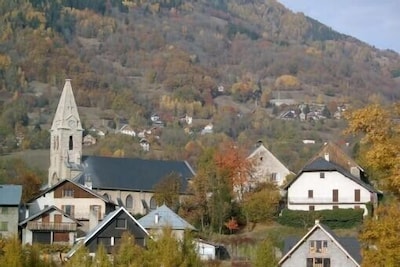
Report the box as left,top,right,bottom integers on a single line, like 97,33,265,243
89,206,99,231
315,219,320,225
154,213,159,224
84,174,92,189
324,153,329,162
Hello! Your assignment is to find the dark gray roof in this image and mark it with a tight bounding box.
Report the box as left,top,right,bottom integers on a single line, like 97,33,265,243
284,157,378,193
339,237,362,264
0,185,22,206
65,207,149,259
76,156,195,192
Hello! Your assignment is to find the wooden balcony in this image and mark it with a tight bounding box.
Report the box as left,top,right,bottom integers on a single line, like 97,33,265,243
27,222,77,231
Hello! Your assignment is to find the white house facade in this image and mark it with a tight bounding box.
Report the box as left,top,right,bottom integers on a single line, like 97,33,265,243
285,157,378,216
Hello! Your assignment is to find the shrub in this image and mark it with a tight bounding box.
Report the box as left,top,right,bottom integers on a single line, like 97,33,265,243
277,208,364,229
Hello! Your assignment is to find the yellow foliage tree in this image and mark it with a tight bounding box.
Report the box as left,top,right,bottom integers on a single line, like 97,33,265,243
359,204,400,267
274,74,300,90
344,103,400,194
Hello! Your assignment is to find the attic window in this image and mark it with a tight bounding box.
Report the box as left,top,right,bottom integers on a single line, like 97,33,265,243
259,156,263,161
319,172,325,179
63,189,74,197
116,218,127,229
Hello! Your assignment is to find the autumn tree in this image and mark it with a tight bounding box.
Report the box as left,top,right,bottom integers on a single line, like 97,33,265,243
114,232,144,267
344,103,400,195
253,237,278,267
153,172,182,209
359,203,400,267
242,182,281,230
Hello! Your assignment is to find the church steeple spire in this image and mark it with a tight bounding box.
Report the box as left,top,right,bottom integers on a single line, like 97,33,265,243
48,79,83,186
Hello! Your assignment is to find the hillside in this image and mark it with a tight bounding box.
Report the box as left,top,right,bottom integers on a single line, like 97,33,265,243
1,0,400,171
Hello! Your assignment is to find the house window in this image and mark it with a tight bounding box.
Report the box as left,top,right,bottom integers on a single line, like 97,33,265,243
116,218,127,229
149,197,157,210
63,189,74,197
90,205,102,220
307,258,330,267
310,240,328,253
354,189,360,202
308,190,313,199
332,189,339,202
126,195,133,209
309,205,315,211
0,222,8,231
320,172,325,178
103,193,110,200
0,207,9,214
62,205,75,217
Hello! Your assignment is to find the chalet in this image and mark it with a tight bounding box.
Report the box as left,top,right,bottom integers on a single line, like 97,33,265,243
19,205,81,245
0,185,22,238
26,179,116,232
65,207,149,258
247,142,293,187
83,134,97,146
284,157,379,215
279,220,361,267
47,80,196,215
137,204,196,240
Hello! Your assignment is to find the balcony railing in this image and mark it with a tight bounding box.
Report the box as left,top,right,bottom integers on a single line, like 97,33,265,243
288,197,363,204
27,222,77,231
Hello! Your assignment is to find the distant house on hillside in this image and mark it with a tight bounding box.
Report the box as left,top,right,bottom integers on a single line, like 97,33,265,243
118,124,136,137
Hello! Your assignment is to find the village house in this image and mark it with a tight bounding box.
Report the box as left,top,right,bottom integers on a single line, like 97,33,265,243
137,204,196,240
65,207,149,258
25,179,116,232
284,156,379,215
247,142,293,187
0,185,22,238
19,205,81,246
279,220,361,267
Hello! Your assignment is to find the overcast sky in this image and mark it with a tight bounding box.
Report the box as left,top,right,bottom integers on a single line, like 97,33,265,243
278,0,400,53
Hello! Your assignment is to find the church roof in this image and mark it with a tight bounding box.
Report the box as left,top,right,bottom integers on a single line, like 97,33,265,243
76,156,195,193
51,79,83,131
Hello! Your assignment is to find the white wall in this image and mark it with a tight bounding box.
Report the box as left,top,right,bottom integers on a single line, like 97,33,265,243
287,171,372,215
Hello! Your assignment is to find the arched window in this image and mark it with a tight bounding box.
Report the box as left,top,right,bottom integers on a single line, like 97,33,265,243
69,136,73,150
103,193,109,200
150,197,157,210
126,195,133,209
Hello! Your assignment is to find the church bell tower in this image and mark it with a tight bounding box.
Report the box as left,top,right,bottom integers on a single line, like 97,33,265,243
48,79,83,186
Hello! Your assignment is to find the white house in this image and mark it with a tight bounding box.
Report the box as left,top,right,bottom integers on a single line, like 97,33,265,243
119,124,136,137
284,157,379,216
247,142,293,187
195,239,229,261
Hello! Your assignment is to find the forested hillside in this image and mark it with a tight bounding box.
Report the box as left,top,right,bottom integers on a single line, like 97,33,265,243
1,0,400,172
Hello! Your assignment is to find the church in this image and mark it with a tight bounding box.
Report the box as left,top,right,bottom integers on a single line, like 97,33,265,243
48,79,196,215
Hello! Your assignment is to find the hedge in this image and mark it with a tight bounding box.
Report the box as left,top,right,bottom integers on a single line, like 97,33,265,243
277,208,364,229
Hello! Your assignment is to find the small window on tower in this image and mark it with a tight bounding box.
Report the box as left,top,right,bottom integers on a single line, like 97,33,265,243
69,136,73,150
